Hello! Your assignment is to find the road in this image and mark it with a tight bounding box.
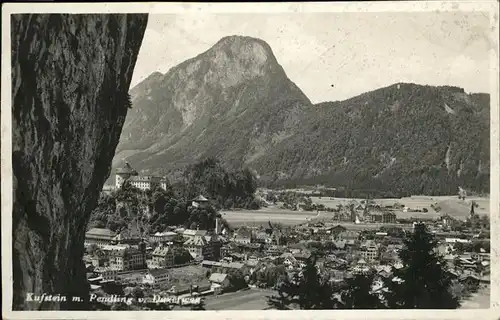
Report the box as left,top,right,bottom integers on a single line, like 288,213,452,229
204,288,276,310
459,285,490,309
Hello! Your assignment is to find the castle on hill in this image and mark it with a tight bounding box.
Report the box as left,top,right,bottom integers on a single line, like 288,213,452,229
115,162,169,191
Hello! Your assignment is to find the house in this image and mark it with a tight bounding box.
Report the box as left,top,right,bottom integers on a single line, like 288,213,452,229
143,268,170,286
330,225,347,236
280,253,298,269
379,249,399,265
150,245,175,268
90,255,107,268
113,229,142,245
85,228,116,247
108,247,146,271
244,259,261,274
115,163,169,191
382,212,397,223
184,236,213,260
359,240,380,262
192,279,212,294
150,231,178,243
168,284,194,296
352,259,370,274
182,235,219,262
220,245,232,259
183,229,208,240
293,251,312,263
209,273,231,289
191,195,210,209
203,260,248,275
204,234,222,261
335,230,359,245
254,231,268,244
370,212,384,223
233,227,254,244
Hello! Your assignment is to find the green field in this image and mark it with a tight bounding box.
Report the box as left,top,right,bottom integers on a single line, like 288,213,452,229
223,195,489,227
221,208,317,228
310,195,489,220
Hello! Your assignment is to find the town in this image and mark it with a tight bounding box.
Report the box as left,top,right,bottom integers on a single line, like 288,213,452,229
82,163,491,310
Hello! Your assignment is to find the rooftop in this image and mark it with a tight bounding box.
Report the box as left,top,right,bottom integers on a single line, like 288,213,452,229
192,195,209,202
234,227,253,238
153,231,178,237
184,236,209,247
86,228,116,238
129,175,168,182
209,273,228,283
149,268,170,277
152,246,173,256
183,229,208,237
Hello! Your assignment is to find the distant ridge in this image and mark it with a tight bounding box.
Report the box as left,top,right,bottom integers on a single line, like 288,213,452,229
112,36,490,196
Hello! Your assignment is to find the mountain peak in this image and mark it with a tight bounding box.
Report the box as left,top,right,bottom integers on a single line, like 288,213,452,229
208,35,278,67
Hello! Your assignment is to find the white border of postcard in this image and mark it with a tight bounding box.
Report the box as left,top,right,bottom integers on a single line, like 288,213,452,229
2,1,499,320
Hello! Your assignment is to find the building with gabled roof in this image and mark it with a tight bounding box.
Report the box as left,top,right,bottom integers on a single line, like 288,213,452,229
113,228,142,245
191,195,210,208
108,247,146,271
150,245,175,268
185,235,218,261
150,230,178,243
183,229,208,239
85,228,116,247
233,227,254,244
209,272,229,284
143,268,170,286
115,162,169,191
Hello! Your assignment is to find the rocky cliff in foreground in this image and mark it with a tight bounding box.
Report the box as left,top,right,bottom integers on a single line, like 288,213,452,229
11,14,148,310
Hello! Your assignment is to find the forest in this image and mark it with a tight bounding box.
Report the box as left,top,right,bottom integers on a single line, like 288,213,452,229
88,158,260,234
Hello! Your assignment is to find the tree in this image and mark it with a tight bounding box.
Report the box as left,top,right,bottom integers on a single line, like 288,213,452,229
340,272,383,309
383,223,460,309
267,258,338,310
110,302,130,310
227,270,248,292
132,286,144,300
86,244,100,256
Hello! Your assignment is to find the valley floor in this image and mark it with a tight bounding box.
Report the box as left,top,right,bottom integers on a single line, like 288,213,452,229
222,195,490,227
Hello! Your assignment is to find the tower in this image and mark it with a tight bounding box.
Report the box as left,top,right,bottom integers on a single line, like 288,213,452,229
215,217,222,235
470,201,476,218
115,162,138,189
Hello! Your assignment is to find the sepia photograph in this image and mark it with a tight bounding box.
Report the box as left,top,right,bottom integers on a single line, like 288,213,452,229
1,1,499,318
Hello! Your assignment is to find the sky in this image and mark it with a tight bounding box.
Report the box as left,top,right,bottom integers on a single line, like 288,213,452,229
131,11,492,103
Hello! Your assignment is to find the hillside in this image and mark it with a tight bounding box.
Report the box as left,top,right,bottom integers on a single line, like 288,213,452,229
113,35,490,196
114,35,311,173
255,84,490,196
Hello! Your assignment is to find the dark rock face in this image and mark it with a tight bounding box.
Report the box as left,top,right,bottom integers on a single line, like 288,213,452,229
11,14,148,310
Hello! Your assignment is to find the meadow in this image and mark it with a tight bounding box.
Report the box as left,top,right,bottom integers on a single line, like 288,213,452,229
223,195,489,228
